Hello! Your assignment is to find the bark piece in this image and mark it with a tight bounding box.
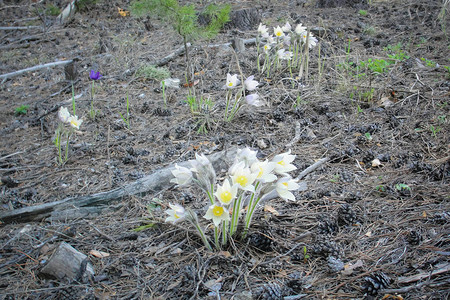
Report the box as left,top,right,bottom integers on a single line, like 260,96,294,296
40,242,94,281
225,8,261,31
57,0,78,25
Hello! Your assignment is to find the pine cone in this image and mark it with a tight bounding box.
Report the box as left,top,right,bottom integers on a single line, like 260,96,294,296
248,231,273,252
362,272,392,296
255,282,284,300
317,214,339,235
312,238,342,258
338,204,358,226
407,230,422,245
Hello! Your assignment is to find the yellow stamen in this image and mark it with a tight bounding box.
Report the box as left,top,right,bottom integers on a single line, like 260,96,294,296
282,182,288,187
278,160,285,166
220,191,232,203
174,213,180,219
236,175,248,187
213,206,224,217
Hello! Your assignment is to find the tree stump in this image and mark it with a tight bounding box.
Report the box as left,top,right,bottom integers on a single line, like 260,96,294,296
40,242,94,282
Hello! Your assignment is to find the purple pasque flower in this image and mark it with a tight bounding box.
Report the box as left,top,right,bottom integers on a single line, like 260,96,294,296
89,70,102,80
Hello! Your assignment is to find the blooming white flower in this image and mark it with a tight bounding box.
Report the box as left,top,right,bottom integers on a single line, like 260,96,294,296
277,49,293,60
236,147,259,166
68,115,83,130
204,203,230,226
245,94,264,107
301,31,318,48
58,107,70,123
276,177,300,201
251,160,277,183
274,26,284,38
283,35,291,46
229,161,258,192
189,153,216,192
282,21,292,32
295,23,307,35
272,149,296,175
165,203,186,224
170,164,193,187
267,35,275,44
225,73,240,89
263,44,271,53
257,23,269,38
244,75,259,91
214,179,238,206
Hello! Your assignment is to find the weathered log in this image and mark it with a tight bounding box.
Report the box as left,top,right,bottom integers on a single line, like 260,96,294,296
40,242,94,281
0,147,239,224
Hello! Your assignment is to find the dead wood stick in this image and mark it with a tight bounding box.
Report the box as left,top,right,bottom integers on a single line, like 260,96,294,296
0,26,41,30
397,262,450,284
0,59,73,83
57,0,78,25
0,147,239,224
297,157,329,180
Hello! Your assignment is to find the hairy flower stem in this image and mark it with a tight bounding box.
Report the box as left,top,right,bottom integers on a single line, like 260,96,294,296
214,226,220,249
230,193,244,236
222,220,228,245
193,220,213,251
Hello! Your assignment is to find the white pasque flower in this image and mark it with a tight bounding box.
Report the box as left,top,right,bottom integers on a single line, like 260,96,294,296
274,26,285,38
225,73,240,89
267,35,275,44
244,75,259,91
272,149,297,175
58,107,70,123
170,164,193,187
236,147,259,167
204,203,230,226
165,203,186,224
257,23,269,38
251,160,277,183
245,94,264,107
301,31,318,48
229,161,258,192
214,179,238,206
68,115,83,130
263,44,271,53
277,49,293,60
282,21,292,32
189,153,216,191
283,34,291,46
276,177,300,201
295,23,307,35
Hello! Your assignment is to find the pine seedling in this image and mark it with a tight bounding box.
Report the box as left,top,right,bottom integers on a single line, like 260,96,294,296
130,0,230,80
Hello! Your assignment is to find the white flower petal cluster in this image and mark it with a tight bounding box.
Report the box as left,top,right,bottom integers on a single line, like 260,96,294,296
282,21,292,32
225,73,240,89
251,160,277,183
258,23,269,38
170,164,193,187
165,203,186,224
189,153,216,192
276,177,300,201
204,203,230,226
58,106,83,130
214,179,238,206
274,26,285,38
244,75,259,91
245,94,264,107
229,161,258,192
272,149,297,175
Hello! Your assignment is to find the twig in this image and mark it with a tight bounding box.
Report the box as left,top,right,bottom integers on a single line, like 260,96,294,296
397,262,450,283
297,157,329,180
0,151,24,162
0,26,41,30
0,59,73,83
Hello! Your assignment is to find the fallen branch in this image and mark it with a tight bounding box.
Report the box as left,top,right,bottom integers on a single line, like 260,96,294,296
0,148,239,224
0,26,41,30
397,262,450,284
0,59,73,83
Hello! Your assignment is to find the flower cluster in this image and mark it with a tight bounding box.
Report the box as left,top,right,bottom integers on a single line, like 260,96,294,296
223,73,263,122
58,106,83,130
166,148,299,250
54,107,83,165
256,21,318,76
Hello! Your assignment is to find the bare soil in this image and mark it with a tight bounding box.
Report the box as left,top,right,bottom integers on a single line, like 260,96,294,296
0,0,449,299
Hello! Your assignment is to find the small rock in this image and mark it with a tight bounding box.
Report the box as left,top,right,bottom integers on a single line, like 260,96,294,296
327,256,344,272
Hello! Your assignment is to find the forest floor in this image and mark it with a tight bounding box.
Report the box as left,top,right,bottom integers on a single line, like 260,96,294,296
0,0,449,299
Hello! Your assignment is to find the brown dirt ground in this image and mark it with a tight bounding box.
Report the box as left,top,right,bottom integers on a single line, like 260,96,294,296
0,0,449,299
